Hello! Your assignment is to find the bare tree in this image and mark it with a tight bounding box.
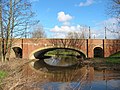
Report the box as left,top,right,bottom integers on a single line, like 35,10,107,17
66,30,86,48
49,25,88,49
107,0,120,38
31,24,46,38
108,0,120,22
49,29,86,49
66,31,86,39
0,0,38,62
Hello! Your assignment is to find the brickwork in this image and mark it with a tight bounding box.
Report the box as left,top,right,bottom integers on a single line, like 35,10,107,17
11,38,120,59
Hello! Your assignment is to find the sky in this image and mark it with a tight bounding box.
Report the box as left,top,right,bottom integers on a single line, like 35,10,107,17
29,0,118,39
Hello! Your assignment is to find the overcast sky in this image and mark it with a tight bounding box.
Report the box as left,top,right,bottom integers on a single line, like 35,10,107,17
30,0,118,39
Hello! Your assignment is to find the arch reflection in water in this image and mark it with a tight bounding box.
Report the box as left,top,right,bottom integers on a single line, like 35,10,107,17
31,60,120,90
44,55,81,67
33,60,86,82
33,59,82,71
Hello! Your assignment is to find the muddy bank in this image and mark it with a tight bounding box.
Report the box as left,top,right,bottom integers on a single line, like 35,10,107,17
91,63,120,71
83,60,120,71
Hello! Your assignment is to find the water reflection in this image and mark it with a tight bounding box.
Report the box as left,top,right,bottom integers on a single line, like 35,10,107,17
31,60,120,90
44,55,81,67
33,59,82,71
43,49,83,67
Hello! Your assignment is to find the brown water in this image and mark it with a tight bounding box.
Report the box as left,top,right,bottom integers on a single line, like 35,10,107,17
30,60,120,90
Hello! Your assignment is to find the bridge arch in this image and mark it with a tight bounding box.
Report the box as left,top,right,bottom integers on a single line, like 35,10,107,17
93,47,103,58
29,46,86,59
12,47,22,58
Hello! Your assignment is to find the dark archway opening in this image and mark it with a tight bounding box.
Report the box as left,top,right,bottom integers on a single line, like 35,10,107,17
13,47,22,58
34,47,86,59
94,47,103,58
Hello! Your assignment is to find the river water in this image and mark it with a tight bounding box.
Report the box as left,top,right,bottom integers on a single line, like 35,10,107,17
30,59,120,90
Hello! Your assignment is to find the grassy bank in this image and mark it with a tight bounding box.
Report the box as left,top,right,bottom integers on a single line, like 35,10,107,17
89,51,120,64
88,52,120,70
105,57,120,64
109,51,120,58
105,51,120,64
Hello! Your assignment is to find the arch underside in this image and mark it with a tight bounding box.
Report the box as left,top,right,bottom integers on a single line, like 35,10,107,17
34,47,86,59
94,47,103,58
12,47,22,58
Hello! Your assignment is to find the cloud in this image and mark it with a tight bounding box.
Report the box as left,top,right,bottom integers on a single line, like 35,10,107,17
79,0,94,7
91,18,119,39
91,28,105,39
50,17,119,39
101,18,119,39
50,25,89,38
91,28,117,39
49,11,75,38
63,22,71,26
50,25,84,33
99,18,119,33
57,11,73,22
51,33,66,38
100,18,118,27
49,11,118,39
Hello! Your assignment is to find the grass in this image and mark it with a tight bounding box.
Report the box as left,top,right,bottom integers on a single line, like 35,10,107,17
109,51,120,58
0,71,7,89
91,52,120,64
45,49,79,56
105,51,120,64
105,57,120,64
0,71,7,81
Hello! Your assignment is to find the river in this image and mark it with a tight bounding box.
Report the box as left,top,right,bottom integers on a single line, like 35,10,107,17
30,59,120,90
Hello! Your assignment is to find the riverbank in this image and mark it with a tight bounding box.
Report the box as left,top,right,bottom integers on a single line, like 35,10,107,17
0,59,49,90
83,57,120,70
0,57,120,89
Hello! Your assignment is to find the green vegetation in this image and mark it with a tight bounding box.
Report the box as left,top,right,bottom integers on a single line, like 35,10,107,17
91,52,120,64
105,51,120,64
105,58,120,64
109,51,120,58
0,71,7,81
45,49,79,56
0,71,7,89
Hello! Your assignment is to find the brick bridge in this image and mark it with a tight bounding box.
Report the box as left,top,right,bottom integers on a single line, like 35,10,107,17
11,38,120,59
